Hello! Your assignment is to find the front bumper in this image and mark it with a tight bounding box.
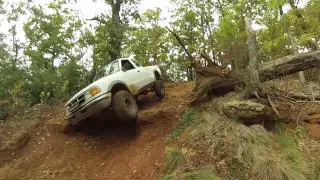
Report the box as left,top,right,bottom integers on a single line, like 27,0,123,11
66,92,112,125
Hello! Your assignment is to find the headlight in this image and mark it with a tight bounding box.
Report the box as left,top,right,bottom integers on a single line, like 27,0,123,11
90,87,101,96
84,87,101,100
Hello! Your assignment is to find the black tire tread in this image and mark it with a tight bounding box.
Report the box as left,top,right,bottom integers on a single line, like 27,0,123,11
112,90,138,124
154,80,165,98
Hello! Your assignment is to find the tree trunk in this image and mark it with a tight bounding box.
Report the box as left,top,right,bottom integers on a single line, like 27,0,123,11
289,32,306,83
245,17,263,97
108,0,122,61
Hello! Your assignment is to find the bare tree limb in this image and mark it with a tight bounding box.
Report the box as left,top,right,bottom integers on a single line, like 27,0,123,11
87,16,107,24
165,26,195,64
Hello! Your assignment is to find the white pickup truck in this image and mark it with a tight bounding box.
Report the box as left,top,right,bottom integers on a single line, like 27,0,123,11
64,58,165,125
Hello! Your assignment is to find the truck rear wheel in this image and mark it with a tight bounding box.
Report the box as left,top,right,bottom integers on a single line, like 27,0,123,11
112,90,138,125
154,80,165,99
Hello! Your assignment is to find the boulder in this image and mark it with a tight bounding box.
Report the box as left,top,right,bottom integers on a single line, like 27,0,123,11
223,100,273,125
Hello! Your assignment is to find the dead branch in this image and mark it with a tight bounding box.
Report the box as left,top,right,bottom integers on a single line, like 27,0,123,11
191,50,320,103
165,26,194,63
87,16,107,24
267,94,280,117
270,87,320,101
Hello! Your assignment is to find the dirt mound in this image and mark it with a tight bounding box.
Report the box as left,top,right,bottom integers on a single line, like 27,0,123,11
0,82,193,180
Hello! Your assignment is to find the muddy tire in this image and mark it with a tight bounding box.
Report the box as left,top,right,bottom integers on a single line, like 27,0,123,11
154,80,165,98
112,90,138,125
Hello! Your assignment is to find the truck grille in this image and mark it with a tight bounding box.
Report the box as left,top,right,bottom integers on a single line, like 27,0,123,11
68,94,86,113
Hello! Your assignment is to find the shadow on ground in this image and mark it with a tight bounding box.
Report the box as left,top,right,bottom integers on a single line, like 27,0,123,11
66,95,160,138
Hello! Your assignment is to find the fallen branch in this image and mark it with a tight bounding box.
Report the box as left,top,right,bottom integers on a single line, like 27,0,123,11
272,88,320,101
166,27,320,103
192,50,320,103
296,106,313,126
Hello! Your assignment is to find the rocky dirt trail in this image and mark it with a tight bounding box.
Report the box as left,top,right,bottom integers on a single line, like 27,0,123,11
0,82,193,180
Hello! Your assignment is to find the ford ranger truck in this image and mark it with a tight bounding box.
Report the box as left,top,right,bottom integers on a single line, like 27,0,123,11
64,58,165,125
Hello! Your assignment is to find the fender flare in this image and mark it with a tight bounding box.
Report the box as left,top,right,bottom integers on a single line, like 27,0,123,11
153,70,162,80
107,80,131,93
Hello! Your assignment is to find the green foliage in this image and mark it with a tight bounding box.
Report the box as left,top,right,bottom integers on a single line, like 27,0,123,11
164,147,186,174
1,0,320,109
167,108,196,141
276,134,312,178
252,155,309,180
292,126,307,140
274,120,285,134
23,1,82,70
229,159,247,180
21,1,86,104
314,160,320,180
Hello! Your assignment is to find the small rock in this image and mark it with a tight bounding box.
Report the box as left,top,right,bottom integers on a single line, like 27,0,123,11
84,142,89,146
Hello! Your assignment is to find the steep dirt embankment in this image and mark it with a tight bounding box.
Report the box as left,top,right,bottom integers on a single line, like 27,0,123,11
0,82,193,180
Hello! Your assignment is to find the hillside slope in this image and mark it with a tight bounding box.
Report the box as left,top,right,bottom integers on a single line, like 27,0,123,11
0,82,193,180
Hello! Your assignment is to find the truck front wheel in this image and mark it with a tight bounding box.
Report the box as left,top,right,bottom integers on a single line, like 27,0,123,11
154,80,165,99
112,90,138,125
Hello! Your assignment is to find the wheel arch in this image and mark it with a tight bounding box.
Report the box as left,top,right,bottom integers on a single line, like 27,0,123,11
108,81,131,95
154,70,161,80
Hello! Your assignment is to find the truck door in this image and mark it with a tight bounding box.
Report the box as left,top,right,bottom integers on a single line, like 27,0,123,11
120,59,145,94
130,59,152,87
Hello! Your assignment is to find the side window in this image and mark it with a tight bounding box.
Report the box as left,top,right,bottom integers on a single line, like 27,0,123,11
108,60,120,75
121,60,135,71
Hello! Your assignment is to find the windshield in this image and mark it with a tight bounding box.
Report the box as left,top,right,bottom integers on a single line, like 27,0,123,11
94,60,120,81
132,60,142,67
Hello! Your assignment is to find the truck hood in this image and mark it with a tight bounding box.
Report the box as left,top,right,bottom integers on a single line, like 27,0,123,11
64,77,109,107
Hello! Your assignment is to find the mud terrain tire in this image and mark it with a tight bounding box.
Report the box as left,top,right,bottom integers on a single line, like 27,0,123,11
112,90,138,125
154,80,165,98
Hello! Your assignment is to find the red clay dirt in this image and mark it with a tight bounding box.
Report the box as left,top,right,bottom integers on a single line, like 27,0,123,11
0,82,193,180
